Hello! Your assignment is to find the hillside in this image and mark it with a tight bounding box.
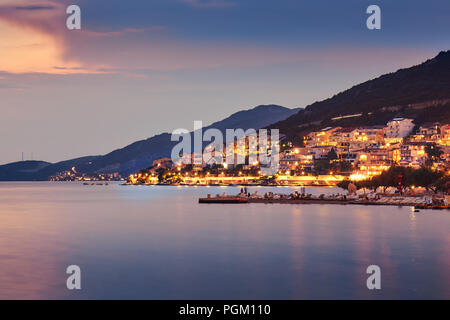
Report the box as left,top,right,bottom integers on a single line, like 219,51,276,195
0,105,298,180
2,50,449,181
73,104,299,175
269,50,450,140
0,161,50,181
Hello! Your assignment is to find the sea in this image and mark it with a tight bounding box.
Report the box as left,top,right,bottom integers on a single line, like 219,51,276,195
0,182,448,299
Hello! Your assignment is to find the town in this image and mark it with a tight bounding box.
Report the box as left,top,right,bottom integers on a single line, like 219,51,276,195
126,118,450,188
50,167,123,183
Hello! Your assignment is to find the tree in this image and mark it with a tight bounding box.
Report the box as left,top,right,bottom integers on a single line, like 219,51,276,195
337,179,351,190
327,148,338,161
338,166,446,194
156,168,169,183
410,166,443,192
429,175,449,194
425,143,443,167
314,159,332,175
332,160,353,173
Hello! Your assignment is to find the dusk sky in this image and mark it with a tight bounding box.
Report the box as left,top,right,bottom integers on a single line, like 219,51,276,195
0,0,449,164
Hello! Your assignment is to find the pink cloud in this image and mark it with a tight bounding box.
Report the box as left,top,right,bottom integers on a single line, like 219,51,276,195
0,0,433,78
82,26,165,38
0,0,164,74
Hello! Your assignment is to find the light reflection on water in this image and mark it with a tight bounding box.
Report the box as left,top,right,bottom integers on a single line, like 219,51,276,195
0,182,449,299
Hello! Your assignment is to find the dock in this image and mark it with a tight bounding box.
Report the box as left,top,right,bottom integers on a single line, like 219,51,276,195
199,197,249,204
248,198,350,205
198,196,450,209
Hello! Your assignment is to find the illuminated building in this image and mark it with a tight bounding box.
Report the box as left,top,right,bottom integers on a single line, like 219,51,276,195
399,142,428,167
384,118,415,143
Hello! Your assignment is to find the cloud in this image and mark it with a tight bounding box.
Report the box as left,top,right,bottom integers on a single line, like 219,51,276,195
0,0,431,79
0,74,25,90
14,5,57,11
0,0,170,74
0,0,112,74
0,84,25,90
82,27,164,38
181,0,236,8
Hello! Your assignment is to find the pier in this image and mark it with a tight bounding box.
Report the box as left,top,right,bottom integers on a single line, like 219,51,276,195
199,194,450,209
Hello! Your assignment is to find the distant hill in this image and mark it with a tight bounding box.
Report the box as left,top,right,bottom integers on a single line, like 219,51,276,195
0,157,100,181
0,105,298,180
269,50,450,139
33,156,102,179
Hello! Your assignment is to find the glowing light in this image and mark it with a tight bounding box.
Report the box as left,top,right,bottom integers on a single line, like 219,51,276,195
349,173,367,181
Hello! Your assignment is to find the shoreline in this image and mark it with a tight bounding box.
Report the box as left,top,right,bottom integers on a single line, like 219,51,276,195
199,197,450,209
122,183,338,187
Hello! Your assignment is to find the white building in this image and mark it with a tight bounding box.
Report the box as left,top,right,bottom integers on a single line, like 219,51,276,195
384,118,415,142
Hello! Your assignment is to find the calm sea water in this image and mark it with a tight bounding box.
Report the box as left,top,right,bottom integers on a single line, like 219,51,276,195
0,182,449,299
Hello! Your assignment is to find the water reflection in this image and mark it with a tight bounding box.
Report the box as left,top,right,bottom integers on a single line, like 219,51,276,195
0,182,449,299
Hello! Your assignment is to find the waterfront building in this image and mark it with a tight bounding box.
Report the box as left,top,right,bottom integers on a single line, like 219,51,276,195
399,142,428,167
309,145,334,160
418,122,441,136
328,127,355,153
305,127,342,147
352,126,385,144
440,124,450,146
279,148,314,172
409,122,442,143
356,146,391,176
384,118,415,142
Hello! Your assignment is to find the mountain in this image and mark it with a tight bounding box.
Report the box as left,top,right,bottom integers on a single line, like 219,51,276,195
206,105,301,132
0,157,100,181
0,161,50,181
269,50,450,139
0,105,298,180
72,104,299,176
3,50,449,181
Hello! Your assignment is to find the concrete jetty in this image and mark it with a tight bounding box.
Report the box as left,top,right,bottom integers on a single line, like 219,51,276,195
198,195,450,209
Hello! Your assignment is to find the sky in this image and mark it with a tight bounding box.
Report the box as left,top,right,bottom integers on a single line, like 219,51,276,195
0,0,449,164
